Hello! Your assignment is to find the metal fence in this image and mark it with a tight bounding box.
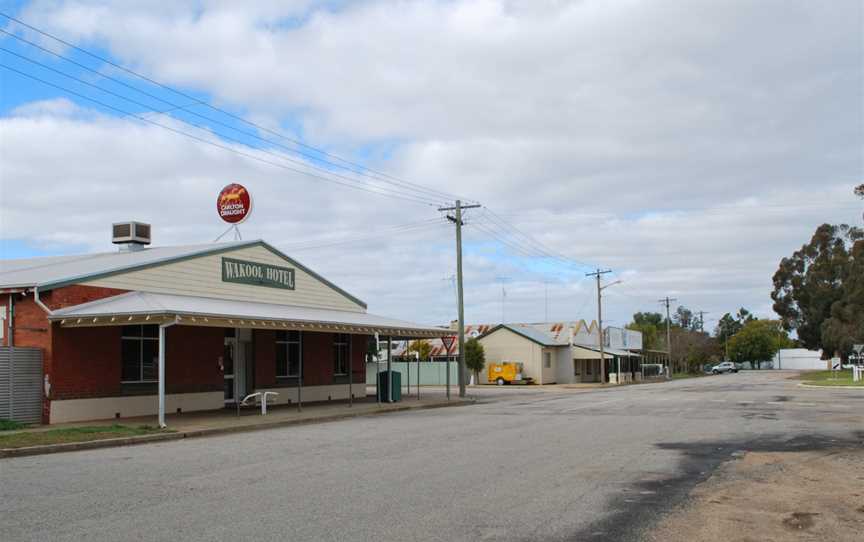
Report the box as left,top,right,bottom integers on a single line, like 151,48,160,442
366,360,460,386
0,347,43,424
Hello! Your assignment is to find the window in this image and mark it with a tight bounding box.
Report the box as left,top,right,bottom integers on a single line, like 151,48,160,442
333,333,349,376
544,352,552,369
121,325,159,383
276,330,301,377
586,360,593,375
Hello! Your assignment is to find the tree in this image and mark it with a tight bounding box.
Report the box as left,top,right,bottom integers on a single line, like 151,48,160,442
669,327,721,373
627,312,663,350
673,306,695,330
715,308,756,344
366,337,379,362
464,338,485,380
771,224,863,350
856,184,864,199
820,237,864,359
727,320,792,369
406,340,432,360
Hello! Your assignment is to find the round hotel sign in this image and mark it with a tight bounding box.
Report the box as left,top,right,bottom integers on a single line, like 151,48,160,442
217,183,252,224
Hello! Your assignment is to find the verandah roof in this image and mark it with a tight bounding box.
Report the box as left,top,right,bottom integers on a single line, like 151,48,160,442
48,291,446,338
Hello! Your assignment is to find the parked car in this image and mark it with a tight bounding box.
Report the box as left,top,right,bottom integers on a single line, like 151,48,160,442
709,361,738,374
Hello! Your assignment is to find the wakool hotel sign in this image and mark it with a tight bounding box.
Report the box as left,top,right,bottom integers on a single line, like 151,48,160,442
222,257,295,290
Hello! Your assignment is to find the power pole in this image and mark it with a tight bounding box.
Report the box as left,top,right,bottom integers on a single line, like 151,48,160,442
658,296,677,378
439,200,481,398
586,269,612,384
696,311,710,333
496,276,510,323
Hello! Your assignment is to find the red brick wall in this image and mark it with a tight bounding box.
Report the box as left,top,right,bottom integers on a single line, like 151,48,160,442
301,331,332,386
51,325,122,400
165,326,224,393
352,334,368,383
253,329,277,388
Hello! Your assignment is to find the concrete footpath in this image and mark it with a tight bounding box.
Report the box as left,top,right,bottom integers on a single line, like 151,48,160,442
0,396,473,458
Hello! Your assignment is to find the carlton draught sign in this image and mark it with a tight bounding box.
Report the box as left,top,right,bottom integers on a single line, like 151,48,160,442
217,183,252,224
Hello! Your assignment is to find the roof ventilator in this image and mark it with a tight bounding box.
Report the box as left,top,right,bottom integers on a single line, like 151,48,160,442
112,222,151,251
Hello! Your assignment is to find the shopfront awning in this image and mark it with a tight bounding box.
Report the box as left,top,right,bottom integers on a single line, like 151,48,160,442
571,344,642,359
48,291,447,338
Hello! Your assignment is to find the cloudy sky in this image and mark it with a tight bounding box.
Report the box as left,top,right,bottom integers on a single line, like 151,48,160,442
0,0,861,330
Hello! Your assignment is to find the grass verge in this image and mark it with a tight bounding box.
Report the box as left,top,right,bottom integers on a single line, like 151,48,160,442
796,369,864,387
0,424,172,449
0,419,27,431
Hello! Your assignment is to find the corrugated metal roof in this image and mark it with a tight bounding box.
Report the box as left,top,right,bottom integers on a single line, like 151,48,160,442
49,291,444,336
0,240,256,289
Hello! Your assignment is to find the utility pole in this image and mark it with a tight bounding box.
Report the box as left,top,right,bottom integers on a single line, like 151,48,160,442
586,269,612,384
658,297,677,378
696,311,710,333
439,200,481,398
496,276,510,324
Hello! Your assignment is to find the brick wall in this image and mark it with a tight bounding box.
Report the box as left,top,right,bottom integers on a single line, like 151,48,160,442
301,331,332,386
253,329,277,388
165,326,223,394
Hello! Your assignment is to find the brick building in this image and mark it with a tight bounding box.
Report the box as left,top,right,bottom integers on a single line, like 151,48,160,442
0,227,442,425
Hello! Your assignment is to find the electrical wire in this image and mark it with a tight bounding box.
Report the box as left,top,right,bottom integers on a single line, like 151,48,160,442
0,13,477,205
0,63,447,206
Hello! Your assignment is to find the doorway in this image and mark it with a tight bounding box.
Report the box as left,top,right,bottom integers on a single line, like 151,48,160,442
223,329,253,403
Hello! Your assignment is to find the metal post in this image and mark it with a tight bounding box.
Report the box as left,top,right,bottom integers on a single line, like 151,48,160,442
157,320,177,428
387,335,392,403
406,351,411,396
375,333,380,405
297,331,303,412
348,334,353,407
446,354,451,400
417,351,421,401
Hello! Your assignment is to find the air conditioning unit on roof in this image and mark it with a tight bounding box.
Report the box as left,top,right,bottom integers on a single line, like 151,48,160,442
112,221,151,251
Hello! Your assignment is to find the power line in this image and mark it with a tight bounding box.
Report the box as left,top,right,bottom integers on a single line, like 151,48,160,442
0,63,447,206
0,47,451,206
0,14,475,205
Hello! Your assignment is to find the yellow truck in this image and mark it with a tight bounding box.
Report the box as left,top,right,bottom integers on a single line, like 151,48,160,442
487,362,533,385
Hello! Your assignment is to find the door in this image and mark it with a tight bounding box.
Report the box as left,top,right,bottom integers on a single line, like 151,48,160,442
224,329,252,404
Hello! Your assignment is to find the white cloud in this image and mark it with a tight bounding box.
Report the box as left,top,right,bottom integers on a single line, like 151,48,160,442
1,0,862,328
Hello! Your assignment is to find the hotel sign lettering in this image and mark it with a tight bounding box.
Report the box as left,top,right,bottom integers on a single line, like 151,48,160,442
222,257,295,290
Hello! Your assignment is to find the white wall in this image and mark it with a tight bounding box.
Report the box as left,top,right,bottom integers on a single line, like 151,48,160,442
772,349,826,370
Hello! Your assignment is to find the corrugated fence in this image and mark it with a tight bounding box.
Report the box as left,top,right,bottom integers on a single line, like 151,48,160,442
366,361,460,386
0,347,43,424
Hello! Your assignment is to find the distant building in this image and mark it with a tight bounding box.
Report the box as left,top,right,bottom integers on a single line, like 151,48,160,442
477,320,645,384
772,349,826,370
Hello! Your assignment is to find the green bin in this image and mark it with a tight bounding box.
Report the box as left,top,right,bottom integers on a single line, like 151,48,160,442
377,370,401,402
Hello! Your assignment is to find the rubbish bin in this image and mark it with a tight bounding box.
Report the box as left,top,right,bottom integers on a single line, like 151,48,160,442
377,370,402,402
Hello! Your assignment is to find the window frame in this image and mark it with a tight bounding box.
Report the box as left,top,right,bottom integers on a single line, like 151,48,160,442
121,325,160,384
333,333,349,376
544,351,552,369
275,330,302,378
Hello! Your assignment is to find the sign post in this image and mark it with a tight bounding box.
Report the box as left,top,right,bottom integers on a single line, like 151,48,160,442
442,335,456,400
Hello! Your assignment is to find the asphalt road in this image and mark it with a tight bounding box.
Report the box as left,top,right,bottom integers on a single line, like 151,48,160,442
2,372,862,542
